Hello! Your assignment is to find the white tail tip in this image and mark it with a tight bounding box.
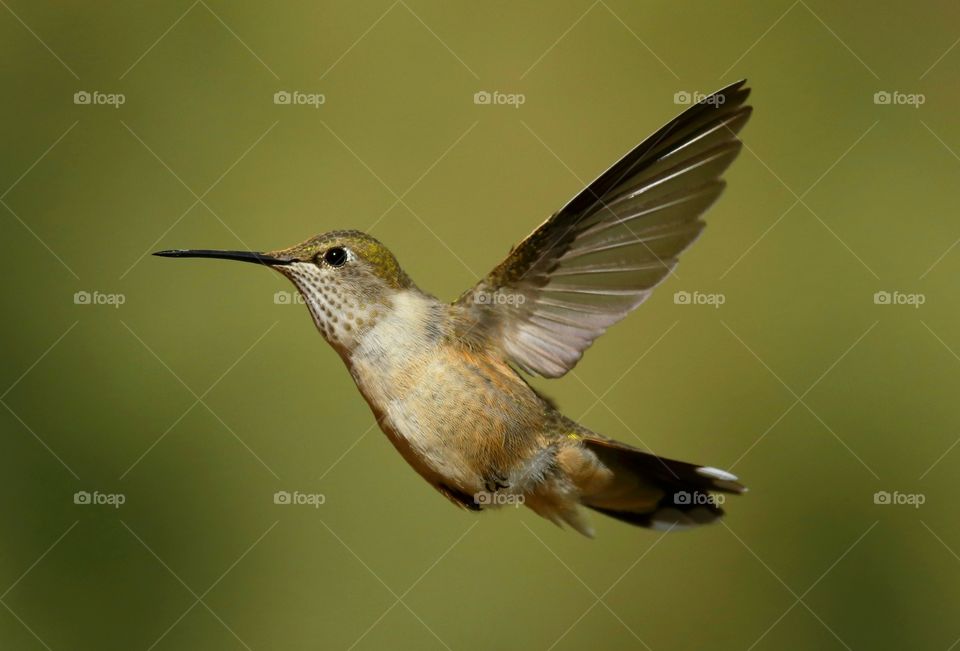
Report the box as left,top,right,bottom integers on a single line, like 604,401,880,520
696,466,738,482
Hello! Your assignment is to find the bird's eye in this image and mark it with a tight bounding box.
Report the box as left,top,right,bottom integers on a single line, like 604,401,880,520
323,247,347,267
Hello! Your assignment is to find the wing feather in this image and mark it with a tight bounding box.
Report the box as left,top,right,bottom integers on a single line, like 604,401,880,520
456,81,752,377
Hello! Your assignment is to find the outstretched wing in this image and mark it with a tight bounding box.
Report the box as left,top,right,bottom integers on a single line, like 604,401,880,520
454,81,752,378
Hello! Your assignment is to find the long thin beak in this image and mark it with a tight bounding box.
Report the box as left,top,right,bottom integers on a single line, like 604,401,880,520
152,249,293,266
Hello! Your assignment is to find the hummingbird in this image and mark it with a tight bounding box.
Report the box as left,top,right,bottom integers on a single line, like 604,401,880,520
156,80,751,537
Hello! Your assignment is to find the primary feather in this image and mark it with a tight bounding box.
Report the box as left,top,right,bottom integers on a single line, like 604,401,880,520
456,80,752,377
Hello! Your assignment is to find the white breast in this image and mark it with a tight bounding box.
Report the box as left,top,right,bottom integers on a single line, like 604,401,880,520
348,291,471,484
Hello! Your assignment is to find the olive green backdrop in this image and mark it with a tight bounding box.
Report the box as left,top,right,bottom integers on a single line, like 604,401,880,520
2,2,959,649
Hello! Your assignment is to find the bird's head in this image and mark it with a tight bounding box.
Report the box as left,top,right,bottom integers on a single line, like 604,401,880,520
155,230,414,353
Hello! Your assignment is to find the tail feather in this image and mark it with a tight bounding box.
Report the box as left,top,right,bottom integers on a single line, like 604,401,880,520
577,436,745,531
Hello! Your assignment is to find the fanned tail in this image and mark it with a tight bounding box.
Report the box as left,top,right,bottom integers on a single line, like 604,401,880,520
577,436,746,531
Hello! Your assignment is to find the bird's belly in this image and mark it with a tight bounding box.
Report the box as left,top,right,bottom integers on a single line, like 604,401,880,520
350,349,541,494
380,400,475,488
350,353,480,490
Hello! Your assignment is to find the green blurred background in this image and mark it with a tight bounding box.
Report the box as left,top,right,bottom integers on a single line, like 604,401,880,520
3,1,959,649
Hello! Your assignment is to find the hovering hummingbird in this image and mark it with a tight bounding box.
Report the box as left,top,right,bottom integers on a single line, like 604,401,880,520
156,80,751,537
